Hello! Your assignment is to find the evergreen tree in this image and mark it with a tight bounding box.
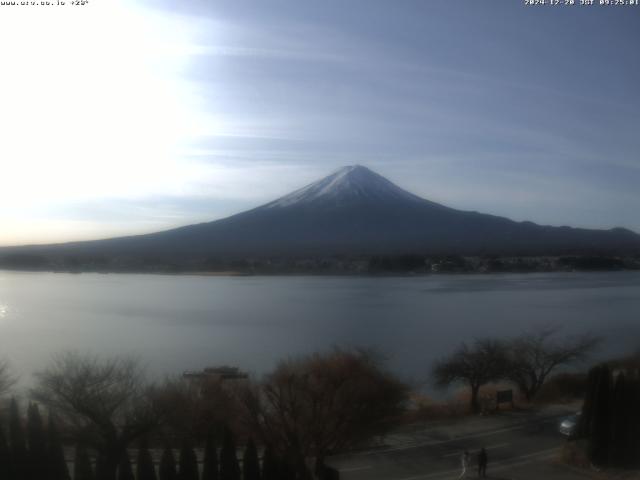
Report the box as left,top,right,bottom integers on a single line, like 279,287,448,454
219,427,240,480
47,413,71,480
137,438,157,480
9,398,28,479
28,403,47,480
242,439,260,480
202,430,219,480
279,455,296,480
578,366,600,439
611,373,629,466
96,454,109,480
581,364,640,468
0,420,12,480
631,371,640,463
159,447,178,480
260,446,278,480
73,443,95,480
178,439,199,480
117,452,135,480
589,364,612,466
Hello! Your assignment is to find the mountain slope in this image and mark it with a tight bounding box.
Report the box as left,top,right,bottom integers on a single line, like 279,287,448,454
2,165,640,262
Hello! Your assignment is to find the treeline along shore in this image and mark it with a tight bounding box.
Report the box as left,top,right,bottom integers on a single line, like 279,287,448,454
0,330,638,479
0,252,639,275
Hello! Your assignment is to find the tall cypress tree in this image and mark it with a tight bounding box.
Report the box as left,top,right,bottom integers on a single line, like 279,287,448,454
631,371,640,464
611,373,628,466
28,403,47,480
74,443,95,480
0,419,12,480
136,438,157,480
47,413,70,480
588,365,612,466
178,439,199,480
279,455,295,480
260,446,278,480
9,398,28,480
219,427,240,480
96,454,110,480
117,452,135,480
159,447,178,480
581,365,640,468
578,366,600,439
202,430,219,480
242,439,260,480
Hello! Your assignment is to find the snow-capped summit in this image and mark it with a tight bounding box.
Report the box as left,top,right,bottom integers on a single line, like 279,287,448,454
263,165,425,209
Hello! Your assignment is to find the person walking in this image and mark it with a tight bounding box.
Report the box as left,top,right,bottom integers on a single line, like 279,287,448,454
478,447,488,478
459,450,470,478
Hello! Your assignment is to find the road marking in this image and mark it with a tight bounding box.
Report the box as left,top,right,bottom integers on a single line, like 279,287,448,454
339,465,373,472
394,447,561,480
442,442,509,457
339,423,533,457
332,414,568,460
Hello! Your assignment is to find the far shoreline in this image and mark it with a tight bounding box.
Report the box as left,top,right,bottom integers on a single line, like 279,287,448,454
1,265,639,278
0,252,638,277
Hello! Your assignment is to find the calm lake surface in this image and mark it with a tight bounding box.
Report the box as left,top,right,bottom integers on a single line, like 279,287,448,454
1,270,639,390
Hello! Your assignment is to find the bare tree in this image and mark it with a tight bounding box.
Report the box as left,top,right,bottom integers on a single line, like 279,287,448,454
32,352,163,480
238,348,408,478
432,339,508,413
152,375,239,442
506,328,600,402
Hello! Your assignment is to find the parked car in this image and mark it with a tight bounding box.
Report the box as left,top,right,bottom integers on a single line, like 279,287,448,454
558,412,581,437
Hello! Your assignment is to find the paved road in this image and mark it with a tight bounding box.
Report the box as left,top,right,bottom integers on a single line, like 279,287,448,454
328,409,578,480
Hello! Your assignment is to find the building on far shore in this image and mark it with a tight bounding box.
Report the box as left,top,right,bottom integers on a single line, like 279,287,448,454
183,365,249,382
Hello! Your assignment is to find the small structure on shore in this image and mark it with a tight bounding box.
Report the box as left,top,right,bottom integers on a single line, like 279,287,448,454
182,365,248,382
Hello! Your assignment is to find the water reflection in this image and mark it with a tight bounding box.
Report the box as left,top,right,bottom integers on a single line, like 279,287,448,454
0,271,638,386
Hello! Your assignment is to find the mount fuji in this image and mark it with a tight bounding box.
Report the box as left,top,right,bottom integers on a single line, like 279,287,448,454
2,165,640,266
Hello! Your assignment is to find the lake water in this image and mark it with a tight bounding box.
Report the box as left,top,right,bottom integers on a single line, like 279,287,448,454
0,270,639,391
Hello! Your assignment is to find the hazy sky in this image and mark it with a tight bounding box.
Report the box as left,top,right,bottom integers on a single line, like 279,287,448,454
1,0,639,245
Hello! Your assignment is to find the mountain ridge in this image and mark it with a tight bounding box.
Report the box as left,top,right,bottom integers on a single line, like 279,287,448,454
1,165,639,268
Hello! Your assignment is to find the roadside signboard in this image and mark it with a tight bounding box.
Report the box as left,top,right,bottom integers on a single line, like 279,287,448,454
496,389,514,409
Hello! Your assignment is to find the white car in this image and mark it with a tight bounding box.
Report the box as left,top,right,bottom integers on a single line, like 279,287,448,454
559,412,581,437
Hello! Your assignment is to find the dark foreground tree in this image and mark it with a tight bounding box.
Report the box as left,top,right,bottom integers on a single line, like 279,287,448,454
0,421,11,480
152,376,237,444
610,372,629,465
32,352,163,480
239,349,408,478
74,443,95,480
579,364,640,468
48,413,71,480
117,452,135,480
9,398,28,479
588,364,612,466
220,426,240,480
278,455,295,480
432,339,508,413
577,366,599,440
260,446,278,480
179,439,199,480
506,328,599,402
159,447,178,480
242,438,260,480
137,438,157,480
28,403,48,480
202,430,219,480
